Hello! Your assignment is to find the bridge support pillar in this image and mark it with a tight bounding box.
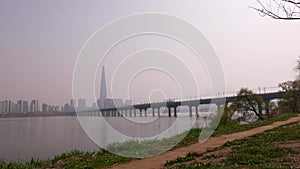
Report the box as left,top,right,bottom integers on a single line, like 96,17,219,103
134,109,136,117
189,106,192,117
195,106,199,117
139,109,142,117
152,108,155,117
168,107,171,117
174,107,177,117
144,108,147,117
158,108,160,117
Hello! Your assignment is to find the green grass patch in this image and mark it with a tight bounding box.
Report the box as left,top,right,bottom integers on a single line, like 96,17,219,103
106,133,186,158
213,112,297,136
173,162,223,169
0,150,130,169
170,117,300,168
164,152,202,166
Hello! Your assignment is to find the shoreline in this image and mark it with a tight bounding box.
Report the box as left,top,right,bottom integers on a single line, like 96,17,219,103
0,113,297,168
0,112,76,119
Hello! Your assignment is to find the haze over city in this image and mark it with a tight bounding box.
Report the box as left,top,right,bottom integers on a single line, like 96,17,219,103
2,0,300,167
1,0,300,105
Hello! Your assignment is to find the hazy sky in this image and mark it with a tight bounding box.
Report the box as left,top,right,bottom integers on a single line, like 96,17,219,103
1,0,300,106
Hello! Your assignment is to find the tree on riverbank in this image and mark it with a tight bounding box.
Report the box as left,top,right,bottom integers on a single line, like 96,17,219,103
278,80,300,112
278,57,300,113
228,88,265,122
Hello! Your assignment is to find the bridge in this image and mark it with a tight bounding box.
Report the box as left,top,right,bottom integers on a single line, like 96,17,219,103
77,92,281,117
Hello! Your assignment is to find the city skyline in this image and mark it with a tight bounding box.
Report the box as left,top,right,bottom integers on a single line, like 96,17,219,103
1,1,300,106
0,62,289,114
0,66,133,114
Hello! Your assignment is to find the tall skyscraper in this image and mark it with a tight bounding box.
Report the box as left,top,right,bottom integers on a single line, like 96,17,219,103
98,66,107,108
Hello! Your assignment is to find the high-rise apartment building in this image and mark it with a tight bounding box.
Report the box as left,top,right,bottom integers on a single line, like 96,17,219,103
2,100,13,113
78,98,86,110
23,101,28,113
30,100,39,112
0,101,3,114
17,100,23,113
70,99,76,109
42,103,48,112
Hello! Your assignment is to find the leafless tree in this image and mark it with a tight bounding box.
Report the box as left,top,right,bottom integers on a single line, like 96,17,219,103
251,0,300,19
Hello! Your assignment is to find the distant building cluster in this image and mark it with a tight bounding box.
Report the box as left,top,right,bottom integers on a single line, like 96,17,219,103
0,66,133,115
0,97,133,115
98,98,132,108
0,100,59,114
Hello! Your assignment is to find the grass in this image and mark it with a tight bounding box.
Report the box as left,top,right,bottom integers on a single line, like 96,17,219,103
0,150,131,169
212,112,297,136
106,133,186,158
166,117,300,168
103,113,297,157
0,113,297,169
165,152,202,166
222,122,300,168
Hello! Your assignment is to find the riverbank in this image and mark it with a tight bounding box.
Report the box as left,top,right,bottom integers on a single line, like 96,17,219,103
0,113,298,169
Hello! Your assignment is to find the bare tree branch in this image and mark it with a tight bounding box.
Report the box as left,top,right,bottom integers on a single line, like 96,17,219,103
251,0,300,19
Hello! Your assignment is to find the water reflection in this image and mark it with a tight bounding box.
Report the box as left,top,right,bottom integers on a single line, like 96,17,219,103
0,115,208,162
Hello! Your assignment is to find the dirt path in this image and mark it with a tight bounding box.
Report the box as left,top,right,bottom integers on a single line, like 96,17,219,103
110,115,300,169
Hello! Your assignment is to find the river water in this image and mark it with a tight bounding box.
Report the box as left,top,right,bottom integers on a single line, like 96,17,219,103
0,115,207,162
